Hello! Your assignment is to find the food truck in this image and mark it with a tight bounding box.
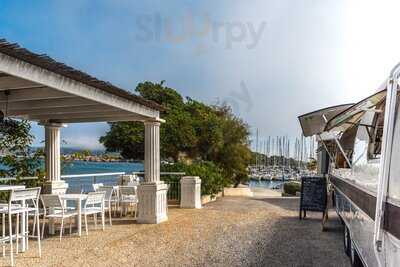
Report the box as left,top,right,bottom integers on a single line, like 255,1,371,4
298,63,400,267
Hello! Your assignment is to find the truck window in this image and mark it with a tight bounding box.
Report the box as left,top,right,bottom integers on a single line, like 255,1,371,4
347,111,379,192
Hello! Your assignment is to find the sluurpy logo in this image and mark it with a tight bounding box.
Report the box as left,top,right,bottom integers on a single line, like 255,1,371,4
135,12,267,53
224,81,253,115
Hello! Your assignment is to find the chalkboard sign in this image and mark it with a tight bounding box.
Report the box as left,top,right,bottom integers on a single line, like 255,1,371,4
299,176,327,220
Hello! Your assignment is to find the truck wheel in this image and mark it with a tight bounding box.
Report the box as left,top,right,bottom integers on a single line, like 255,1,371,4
344,226,351,257
350,241,364,267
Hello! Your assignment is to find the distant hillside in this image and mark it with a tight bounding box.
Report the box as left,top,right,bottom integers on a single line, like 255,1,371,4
30,147,107,155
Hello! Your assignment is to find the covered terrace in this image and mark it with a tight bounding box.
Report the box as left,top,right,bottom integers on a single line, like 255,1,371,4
0,39,167,224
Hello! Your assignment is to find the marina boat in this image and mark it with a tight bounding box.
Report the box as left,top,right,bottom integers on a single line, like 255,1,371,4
298,64,400,267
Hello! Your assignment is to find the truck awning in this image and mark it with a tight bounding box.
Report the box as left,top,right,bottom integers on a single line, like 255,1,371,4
298,104,354,137
324,89,387,132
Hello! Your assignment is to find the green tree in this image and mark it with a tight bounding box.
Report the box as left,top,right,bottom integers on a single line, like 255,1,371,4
100,81,197,160
100,81,252,186
82,149,91,157
0,119,44,186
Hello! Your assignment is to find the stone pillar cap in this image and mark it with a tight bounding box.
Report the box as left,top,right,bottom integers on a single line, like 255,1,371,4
39,122,67,128
181,176,201,183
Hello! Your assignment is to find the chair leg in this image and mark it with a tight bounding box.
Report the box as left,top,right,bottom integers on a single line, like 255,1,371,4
2,214,5,257
32,214,36,237
41,218,46,240
9,213,14,267
59,218,64,242
16,214,19,254
25,212,29,250
84,214,88,236
94,214,97,229
101,212,105,231
134,204,138,219
108,204,112,226
36,212,41,258
69,217,72,235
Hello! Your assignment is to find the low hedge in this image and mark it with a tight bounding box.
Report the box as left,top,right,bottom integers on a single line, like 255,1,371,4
161,161,225,197
283,181,301,196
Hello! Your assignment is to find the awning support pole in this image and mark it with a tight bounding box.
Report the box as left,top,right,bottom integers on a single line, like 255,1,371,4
332,136,352,168
322,114,352,168
317,134,335,168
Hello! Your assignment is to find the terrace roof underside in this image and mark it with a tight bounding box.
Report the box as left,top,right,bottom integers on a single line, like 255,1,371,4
0,39,163,124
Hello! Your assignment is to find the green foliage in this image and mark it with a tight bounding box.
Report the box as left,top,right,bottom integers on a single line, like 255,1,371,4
0,119,33,153
283,181,301,196
100,81,252,186
161,161,225,196
99,122,144,159
0,119,45,194
307,158,317,171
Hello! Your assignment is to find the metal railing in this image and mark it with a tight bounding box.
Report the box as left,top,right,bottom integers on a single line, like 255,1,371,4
0,176,39,186
165,180,181,201
132,172,186,176
61,172,126,193
0,171,187,201
132,172,186,201
61,172,125,183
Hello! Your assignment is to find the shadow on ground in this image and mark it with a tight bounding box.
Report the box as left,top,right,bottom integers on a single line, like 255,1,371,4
205,197,350,267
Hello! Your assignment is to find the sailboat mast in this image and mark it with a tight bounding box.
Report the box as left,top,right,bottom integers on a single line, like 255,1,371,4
256,128,259,169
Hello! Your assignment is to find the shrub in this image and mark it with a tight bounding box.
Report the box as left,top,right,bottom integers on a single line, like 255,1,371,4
161,161,225,196
283,182,301,196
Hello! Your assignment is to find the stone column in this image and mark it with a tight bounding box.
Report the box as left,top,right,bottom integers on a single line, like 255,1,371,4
144,121,160,183
180,176,202,209
41,122,68,194
137,121,168,224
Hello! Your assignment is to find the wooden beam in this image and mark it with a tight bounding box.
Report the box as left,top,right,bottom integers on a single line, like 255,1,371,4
33,115,146,123
27,111,136,121
0,87,74,102
6,104,120,116
52,117,145,123
0,76,42,90
0,97,97,110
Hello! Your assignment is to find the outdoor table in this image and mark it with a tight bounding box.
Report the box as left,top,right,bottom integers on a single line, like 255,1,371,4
50,194,88,237
0,185,27,252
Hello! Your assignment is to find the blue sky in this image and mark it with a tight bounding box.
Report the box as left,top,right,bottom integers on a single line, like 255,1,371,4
1,1,400,150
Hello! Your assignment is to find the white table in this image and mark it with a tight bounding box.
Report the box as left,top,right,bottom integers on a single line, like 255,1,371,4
0,185,27,252
60,194,87,236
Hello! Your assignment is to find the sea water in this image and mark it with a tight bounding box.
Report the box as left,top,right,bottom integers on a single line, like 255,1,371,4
248,179,283,189
61,161,143,192
2,161,275,191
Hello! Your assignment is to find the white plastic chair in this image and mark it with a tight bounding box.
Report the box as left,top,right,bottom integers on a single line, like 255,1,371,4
0,187,42,266
96,186,115,226
119,186,138,218
40,194,77,241
92,183,104,192
82,192,105,235
66,186,83,194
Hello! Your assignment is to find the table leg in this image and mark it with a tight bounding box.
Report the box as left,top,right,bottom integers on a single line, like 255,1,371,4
20,200,26,252
49,207,55,235
78,199,82,236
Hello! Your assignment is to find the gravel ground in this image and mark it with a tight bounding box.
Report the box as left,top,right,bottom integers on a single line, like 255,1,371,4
2,196,350,267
